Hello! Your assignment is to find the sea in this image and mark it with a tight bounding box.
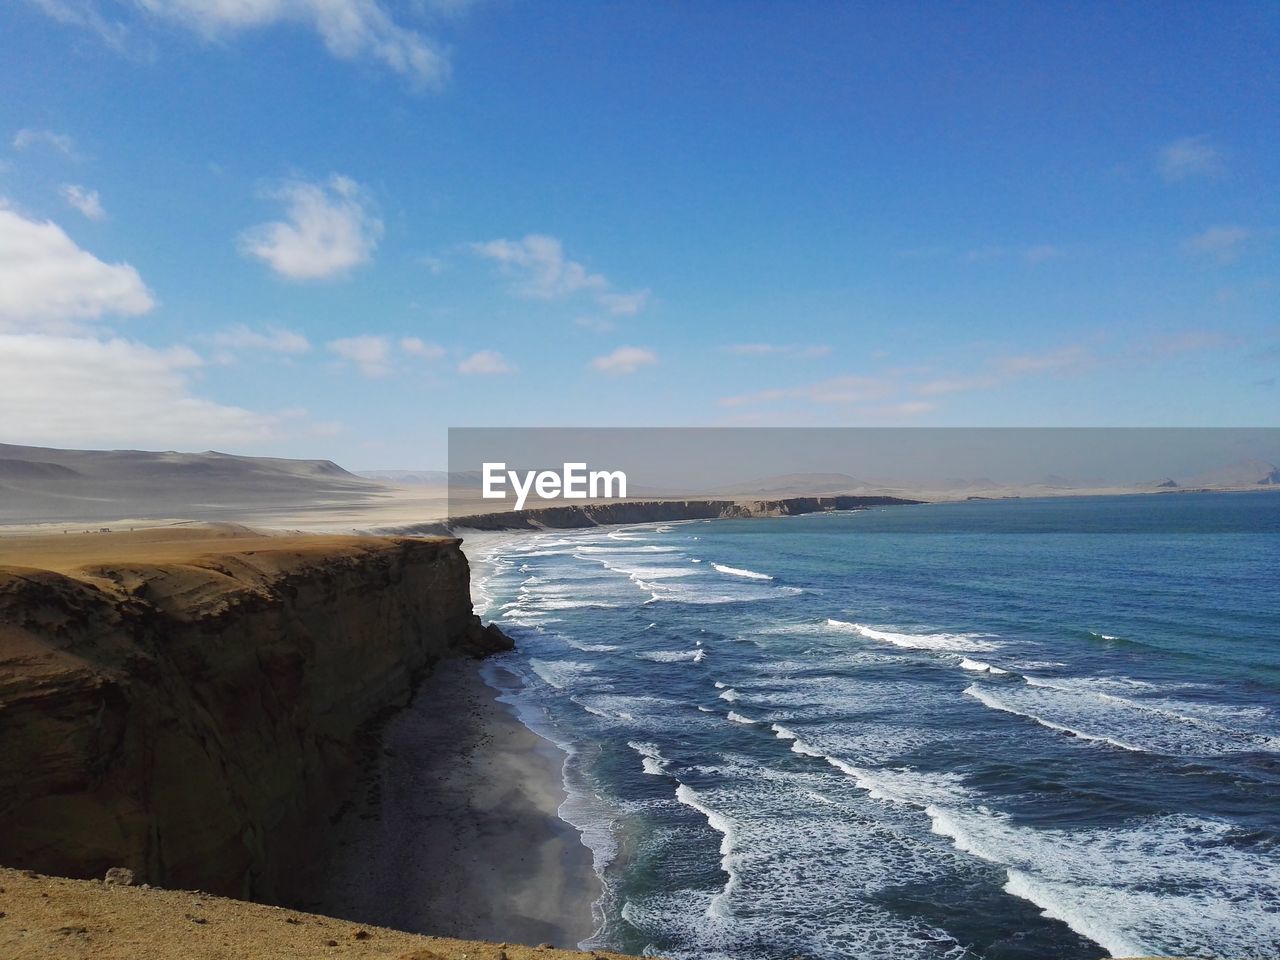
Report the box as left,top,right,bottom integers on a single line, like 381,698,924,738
466,492,1280,960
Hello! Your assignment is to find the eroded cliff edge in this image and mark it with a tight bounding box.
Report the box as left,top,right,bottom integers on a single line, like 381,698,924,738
0,533,509,902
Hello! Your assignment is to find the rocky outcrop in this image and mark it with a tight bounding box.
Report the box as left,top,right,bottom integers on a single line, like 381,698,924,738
0,536,508,902
388,495,921,535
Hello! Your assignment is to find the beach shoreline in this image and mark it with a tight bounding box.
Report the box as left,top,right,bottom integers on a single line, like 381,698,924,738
307,656,601,950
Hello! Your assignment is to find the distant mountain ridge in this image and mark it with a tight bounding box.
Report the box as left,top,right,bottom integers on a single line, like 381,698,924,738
0,443,386,524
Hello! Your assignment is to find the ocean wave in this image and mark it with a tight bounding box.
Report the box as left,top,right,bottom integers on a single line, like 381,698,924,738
727,711,757,725
769,723,827,758
712,563,774,581
621,753,972,960
629,740,669,777
565,639,621,653
674,783,740,918
814,760,1280,957
637,649,705,663
578,545,682,554
530,658,595,690
935,806,1280,958
826,619,1001,653
967,678,1280,756
963,683,1143,751
959,658,1009,674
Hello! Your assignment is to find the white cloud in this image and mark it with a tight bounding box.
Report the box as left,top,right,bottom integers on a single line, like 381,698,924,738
596,289,650,316
13,128,75,154
239,174,381,280
589,346,657,376
720,375,894,408
22,1,131,50
206,324,310,359
472,234,649,316
60,184,106,220
915,375,1000,396
880,401,935,416
1157,135,1224,182
457,350,515,375
1183,225,1251,263
0,333,279,447
914,347,1094,398
29,0,449,87
574,315,617,333
0,203,154,331
725,343,830,359
327,334,391,376
964,244,1063,265
1023,244,1059,264
401,336,445,360
151,0,449,87
721,344,1106,415
991,346,1093,376
1143,330,1232,358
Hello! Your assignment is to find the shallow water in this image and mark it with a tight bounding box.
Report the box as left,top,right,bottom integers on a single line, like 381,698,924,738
468,492,1280,960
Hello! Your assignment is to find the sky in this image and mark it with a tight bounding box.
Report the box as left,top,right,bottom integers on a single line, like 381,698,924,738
1,1,1277,468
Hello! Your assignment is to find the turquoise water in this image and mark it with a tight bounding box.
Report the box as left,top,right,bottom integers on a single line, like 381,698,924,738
470,492,1280,960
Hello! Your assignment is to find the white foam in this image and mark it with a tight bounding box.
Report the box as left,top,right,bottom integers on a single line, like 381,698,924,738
529,658,594,690
963,683,1143,751
959,658,1009,674
818,761,1280,957
578,545,681,554
967,679,1280,756
674,783,740,917
726,711,756,725
629,740,669,777
565,639,621,653
718,687,741,703
826,619,1000,653
712,563,774,581
637,649,703,663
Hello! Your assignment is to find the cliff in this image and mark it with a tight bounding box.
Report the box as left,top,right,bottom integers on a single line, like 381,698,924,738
0,530,509,902
391,494,921,535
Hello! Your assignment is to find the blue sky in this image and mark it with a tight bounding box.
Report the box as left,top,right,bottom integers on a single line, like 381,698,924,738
1,1,1276,468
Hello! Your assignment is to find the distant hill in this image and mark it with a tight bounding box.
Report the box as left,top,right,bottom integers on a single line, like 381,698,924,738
0,443,387,524
1184,458,1280,488
717,472,868,496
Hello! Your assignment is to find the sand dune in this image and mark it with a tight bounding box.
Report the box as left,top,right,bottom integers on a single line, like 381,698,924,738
0,443,389,525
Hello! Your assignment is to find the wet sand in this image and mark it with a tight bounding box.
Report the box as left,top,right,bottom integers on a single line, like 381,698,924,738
310,658,600,950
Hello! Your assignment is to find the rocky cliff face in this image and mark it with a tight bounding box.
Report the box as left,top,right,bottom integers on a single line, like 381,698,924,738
0,536,508,901
391,495,922,535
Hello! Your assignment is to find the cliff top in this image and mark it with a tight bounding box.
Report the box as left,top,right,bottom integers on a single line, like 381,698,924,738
0,524,453,581
0,868,633,960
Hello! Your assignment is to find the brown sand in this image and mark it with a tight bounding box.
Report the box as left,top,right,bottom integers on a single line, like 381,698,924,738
309,659,601,950
0,523,434,575
0,867,628,960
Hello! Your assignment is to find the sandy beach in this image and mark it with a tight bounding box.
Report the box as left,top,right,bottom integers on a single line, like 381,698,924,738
308,658,601,950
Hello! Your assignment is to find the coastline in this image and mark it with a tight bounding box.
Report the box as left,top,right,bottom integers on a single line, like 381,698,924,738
308,656,601,950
